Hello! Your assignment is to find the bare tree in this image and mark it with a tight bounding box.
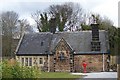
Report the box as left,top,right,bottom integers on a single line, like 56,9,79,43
88,13,113,30
17,19,34,37
1,11,18,57
1,11,18,35
31,10,42,32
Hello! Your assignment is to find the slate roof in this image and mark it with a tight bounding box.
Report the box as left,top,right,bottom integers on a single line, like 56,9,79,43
16,32,52,55
16,30,109,55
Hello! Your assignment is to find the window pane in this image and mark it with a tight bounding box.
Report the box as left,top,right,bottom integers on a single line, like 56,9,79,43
22,58,24,66
29,58,32,66
39,58,43,64
34,57,38,65
25,58,28,66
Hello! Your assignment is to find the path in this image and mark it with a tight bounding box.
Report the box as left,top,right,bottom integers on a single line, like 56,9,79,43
71,72,117,80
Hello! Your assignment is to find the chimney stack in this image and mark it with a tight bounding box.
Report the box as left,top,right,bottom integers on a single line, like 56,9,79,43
91,23,99,41
49,18,56,34
91,19,101,51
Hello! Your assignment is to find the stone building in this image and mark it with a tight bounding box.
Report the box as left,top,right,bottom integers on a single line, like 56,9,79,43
15,24,110,72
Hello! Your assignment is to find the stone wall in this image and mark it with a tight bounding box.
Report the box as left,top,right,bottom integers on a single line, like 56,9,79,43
16,54,108,72
74,54,108,72
48,55,71,72
49,55,54,72
49,51,71,72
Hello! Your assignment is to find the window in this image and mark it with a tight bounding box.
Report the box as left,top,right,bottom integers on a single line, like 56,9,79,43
39,58,43,64
58,52,65,61
25,58,28,66
34,57,37,65
21,58,24,66
29,58,32,66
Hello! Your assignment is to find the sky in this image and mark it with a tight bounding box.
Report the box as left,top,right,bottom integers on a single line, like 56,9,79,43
0,0,119,27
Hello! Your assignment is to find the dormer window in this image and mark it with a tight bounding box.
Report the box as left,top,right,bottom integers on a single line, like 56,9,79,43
41,41,43,46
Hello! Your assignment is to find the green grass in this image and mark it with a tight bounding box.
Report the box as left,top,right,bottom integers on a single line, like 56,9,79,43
39,72,81,78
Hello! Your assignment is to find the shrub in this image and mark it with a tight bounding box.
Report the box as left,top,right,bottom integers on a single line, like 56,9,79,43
1,59,41,78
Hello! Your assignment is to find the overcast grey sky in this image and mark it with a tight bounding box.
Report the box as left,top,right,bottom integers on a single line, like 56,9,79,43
0,0,119,27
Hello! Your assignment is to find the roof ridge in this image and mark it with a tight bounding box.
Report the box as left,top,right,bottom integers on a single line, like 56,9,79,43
23,30,107,35
24,32,52,34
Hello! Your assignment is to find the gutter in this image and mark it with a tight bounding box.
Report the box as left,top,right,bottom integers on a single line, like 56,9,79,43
74,51,109,55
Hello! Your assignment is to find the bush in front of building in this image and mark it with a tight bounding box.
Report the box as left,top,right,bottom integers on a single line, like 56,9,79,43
1,59,41,78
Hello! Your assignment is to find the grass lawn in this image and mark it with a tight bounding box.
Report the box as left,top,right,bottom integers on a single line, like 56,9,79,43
39,72,81,78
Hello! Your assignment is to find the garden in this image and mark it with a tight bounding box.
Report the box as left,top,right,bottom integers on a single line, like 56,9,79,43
1,59,81,79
